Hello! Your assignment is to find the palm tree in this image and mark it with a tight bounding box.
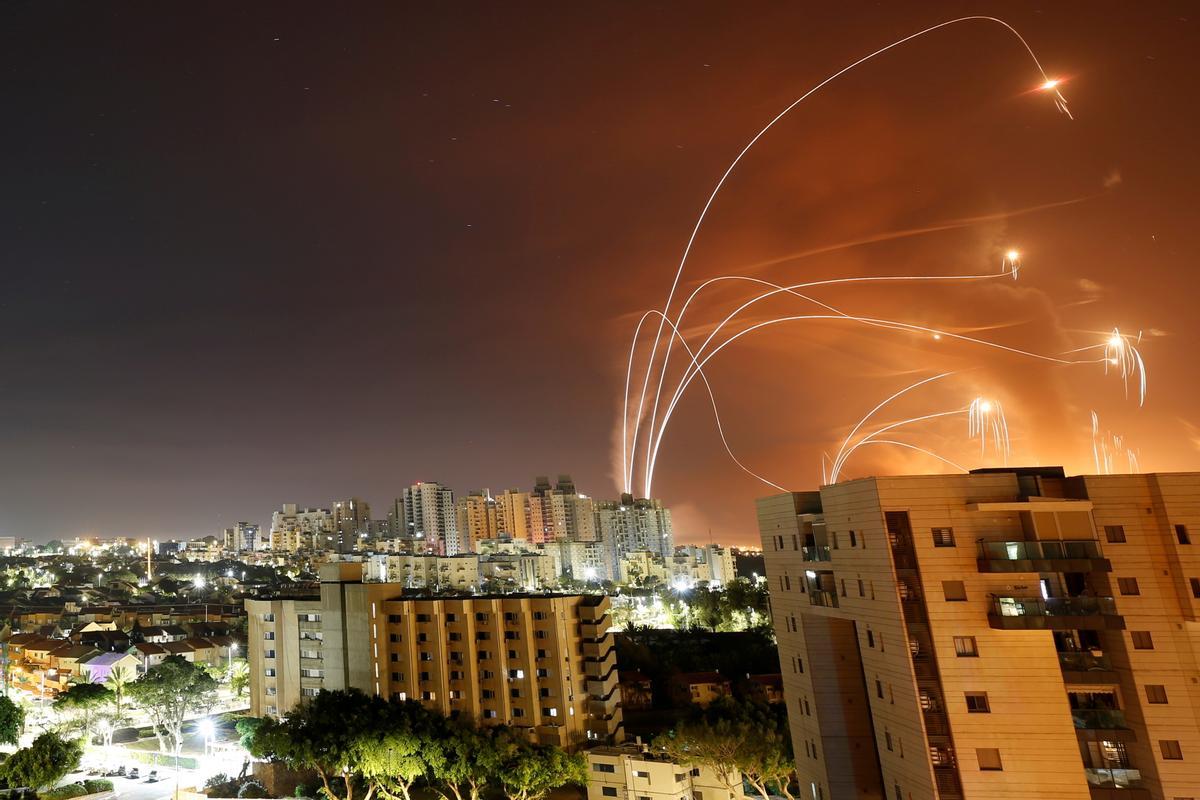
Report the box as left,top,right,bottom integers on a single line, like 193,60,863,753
105,664,135,724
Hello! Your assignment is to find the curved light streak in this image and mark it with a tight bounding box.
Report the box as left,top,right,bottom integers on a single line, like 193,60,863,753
831,409,964,483
839,439,969,475
829,372,956,480
627,15,1067,496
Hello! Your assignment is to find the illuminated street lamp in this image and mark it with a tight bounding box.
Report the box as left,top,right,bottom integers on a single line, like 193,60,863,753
40,668,57,705
198,717,215,756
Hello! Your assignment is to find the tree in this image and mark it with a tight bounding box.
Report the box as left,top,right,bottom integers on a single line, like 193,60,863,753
104,664,136,723
126,656,217,755
243,689,385,800
653,698,794,800
0,732,84,790
428,721,506,800
229,660,250,698
498,739,586,800
53,682,111,741
0,695,24,746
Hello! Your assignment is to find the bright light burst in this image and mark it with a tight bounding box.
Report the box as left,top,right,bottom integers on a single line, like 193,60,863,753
618,17,1142,497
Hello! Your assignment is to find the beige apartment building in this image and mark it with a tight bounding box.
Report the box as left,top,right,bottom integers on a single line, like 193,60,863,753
246,562,622,749
586,742,745,800
759,468,1200,800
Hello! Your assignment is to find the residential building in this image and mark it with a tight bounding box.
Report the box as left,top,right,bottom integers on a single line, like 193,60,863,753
759,467,1200,800
364,554,480,592
529,475,597,545
586,742,744,800
598,496,673,568
456,491,499,552
331,498,371,553
269,505,333,552
495,489,533,541
222,522,261,553
246,562,623,748
669,671,731,708
404,482,458,555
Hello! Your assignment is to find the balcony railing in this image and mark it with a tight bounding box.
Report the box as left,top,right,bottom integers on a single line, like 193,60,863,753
1059,651,1114,673
989,596,1125,630
809,589,839,608
979,539,1103,560
994,596,1118,617
1084,768,1143,789
1072,708,1129,730
801,546,831,562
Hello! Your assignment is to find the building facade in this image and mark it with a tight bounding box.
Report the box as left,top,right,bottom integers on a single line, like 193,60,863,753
597,496,673,569
586,743,745,800
404,482,458,555
246,562,623,749
759,468,1200,800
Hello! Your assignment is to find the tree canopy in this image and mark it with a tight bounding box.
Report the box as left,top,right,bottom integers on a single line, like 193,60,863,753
243,690,585,800
126,655,217,754
53,682,111,740
653,696,794,800
0,695,24,747
0,732,83,790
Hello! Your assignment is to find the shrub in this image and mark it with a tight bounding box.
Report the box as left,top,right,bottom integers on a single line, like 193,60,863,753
204,774,242,799
82,779,113,794
39,783,87,800
237,781,268,799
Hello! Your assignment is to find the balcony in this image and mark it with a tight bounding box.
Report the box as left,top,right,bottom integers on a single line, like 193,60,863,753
1072,708,1129,731
988,596,1125,631
1059,651,1117,683
801,545,831,562
1084,768,1150,800
977,540,1111,573
809,589,839,608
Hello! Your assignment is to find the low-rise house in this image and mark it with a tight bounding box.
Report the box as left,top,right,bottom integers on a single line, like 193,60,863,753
161,640,195,661
78,651,140,684
618,671,654,711
139,625,189,644
586,743,745,800
669,671,731,708
78,629,132,652
129,641,168,672
48,643,102,679
745,673,784,705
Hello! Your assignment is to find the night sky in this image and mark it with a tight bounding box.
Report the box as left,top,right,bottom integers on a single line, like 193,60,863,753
3,3,1198,545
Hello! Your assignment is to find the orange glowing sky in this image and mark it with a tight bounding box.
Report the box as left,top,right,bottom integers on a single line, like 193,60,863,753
1,3,1197,545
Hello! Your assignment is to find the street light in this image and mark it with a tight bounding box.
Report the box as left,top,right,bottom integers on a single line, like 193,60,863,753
198,717,215,756
40,669,57,706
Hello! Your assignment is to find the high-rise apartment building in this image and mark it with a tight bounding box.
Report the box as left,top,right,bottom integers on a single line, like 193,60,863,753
496,489,533,541
759,468,1200,800
456,490,498,552
222,522,261,553
246,563,623,749
331,498,371,553
269,504,333,552
597,496,673,568
528,475,598,545
404,482,458,555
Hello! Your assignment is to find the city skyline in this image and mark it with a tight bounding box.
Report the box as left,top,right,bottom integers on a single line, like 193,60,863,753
3,3,1199,546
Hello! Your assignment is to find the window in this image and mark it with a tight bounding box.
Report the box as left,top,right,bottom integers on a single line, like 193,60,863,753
262,613,275,622
965,692,990,713
420,652,432,662
977,748,1003,771
301,687,320,697
263,632,275,640
1146,685,1169,704
536,668,549,678
1160,740,1183,760
1131,631,1155,650
482,689,495,699
592,763,616,774
1118,577,1140,595
263,668,276,677
264,649,276,659
446,613,457,622
932,527,955,547
602,789,617,797
388,614,402,623
1191,578,1200,598
857,579,865,597
420,671,430,682
884,730,892,751
866,629,875,648
1176,525,1191,545
943,581,967,601
849,531,857,548
391,672,401,681
634,771,650,779
416,614,431,622
1104,525,1126,543
390,653,399,662
389,634,400,643
954,636,979,657
876,679,883,699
